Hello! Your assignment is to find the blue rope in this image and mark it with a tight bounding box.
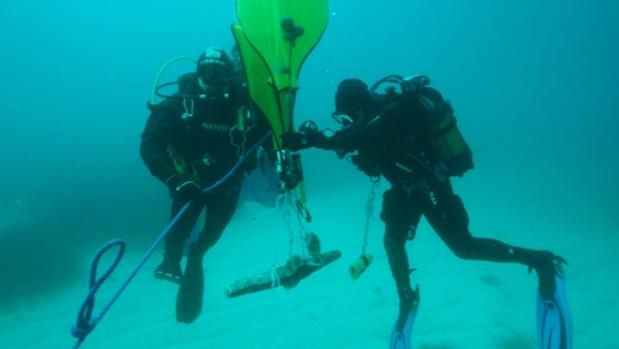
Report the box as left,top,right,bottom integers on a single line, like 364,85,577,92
70,131,272,348
70,240,125,347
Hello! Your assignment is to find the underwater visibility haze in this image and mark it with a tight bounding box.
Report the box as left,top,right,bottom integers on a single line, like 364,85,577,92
0,0,617,348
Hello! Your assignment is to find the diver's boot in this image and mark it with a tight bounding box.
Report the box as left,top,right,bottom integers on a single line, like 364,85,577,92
531,251,573,349
176,246,205,323
154,257,183,285
389,286,420,349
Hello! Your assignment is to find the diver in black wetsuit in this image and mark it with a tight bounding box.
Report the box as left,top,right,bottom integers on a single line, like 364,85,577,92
283,76,569,347
140,47,271,323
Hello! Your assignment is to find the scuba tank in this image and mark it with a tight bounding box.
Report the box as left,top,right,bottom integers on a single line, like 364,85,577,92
369,75,474,177
428,97,474,177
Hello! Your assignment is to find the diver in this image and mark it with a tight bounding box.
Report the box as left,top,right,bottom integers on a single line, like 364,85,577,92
140,47,271,323
282,76,572,349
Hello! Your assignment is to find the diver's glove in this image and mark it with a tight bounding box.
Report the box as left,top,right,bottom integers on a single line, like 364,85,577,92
167,174,202,202
281,131,307,151
281,120,320,151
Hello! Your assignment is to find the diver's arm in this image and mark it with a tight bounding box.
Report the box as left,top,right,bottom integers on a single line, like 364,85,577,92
139,108,178,185
282,120,358,156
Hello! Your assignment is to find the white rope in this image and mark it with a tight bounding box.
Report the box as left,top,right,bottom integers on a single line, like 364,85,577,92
269,263,281,288
281,191,296,258
361,178,380,255
264,190,314,283
279,190,311,259
294,202,309,259
229,125,249,158
181,98,194,121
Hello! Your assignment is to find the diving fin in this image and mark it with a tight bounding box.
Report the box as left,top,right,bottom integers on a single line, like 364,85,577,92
537,272,573,349
389,309,417,349
154,258,183,285
176,253,205,323
389,286,420,349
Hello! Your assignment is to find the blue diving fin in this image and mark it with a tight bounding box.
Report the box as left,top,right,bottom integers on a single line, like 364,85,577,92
389,310,417,349
537,271,573,349
389,282,419,349
389,286,419,349
389,311,417,349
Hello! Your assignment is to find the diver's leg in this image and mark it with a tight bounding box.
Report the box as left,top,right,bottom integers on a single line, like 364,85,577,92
381,187,422,349
425,192,564,294
426,190,572,349
176,189,240,323
155,198,204,283
192,188,241,256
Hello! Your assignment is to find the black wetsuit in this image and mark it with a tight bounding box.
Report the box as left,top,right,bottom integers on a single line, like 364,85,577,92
312,88,552,320
140,75,270,263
